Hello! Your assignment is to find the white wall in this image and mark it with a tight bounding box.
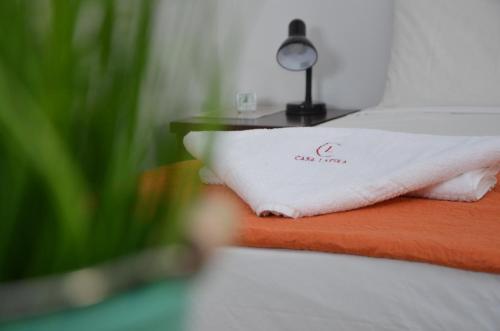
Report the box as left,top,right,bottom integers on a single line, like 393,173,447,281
217,0,394,110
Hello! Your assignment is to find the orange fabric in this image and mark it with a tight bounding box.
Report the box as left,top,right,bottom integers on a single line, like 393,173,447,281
143,161,500,274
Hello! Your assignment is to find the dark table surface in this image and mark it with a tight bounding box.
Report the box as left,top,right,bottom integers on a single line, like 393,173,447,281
170,109,360,136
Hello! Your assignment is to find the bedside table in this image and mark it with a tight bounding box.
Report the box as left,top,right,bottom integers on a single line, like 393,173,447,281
170,108,359,142
169,108,359,158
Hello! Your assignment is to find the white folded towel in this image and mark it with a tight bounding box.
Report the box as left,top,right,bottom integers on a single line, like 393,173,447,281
184,128,500,218
408,167,499,201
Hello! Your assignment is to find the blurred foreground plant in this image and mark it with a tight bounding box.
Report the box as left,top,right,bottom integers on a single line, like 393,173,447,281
0,0,220,282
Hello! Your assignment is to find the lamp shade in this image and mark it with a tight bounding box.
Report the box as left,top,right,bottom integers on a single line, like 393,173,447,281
276,19,318,71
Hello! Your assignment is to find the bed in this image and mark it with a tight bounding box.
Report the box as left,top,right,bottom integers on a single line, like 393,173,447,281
184,107,500,331
183,0,500,329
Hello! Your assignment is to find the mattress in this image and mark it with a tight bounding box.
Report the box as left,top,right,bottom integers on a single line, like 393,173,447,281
187,107,500,331
189,248,500,331
319,106,500,135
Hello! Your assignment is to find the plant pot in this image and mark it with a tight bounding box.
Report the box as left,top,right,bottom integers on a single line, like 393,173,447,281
0,247,200,331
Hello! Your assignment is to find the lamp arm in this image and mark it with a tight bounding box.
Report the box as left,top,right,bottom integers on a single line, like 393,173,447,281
286,66,325,115
305,67,312,106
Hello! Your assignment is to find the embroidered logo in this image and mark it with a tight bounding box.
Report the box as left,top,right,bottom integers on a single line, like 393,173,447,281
316,142,339,158
295,142,347,165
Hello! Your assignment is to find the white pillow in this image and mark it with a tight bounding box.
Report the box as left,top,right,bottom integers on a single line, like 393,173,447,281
380,0,500,107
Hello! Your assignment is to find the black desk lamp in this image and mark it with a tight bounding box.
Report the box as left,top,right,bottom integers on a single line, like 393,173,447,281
171,19,360,135
277,19,326,116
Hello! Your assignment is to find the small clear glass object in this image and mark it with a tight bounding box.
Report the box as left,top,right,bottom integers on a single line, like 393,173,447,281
236,92,257,112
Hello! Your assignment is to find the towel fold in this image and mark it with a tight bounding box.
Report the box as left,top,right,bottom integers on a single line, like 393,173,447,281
184,128,500,218
408,167,499,201
198,166,499,202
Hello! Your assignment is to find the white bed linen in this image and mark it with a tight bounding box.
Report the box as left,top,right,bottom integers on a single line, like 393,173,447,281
319,107,500,135
188,248,500,331
187,107,500,331
379,0,500,107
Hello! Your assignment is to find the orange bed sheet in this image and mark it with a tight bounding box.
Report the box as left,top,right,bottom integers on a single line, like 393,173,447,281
143,161,500,274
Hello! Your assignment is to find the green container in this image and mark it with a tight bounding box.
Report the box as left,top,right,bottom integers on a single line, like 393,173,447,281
1,280,188,331
0,249,195,331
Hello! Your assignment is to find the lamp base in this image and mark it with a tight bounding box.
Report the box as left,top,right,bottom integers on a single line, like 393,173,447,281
286,102,326,116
